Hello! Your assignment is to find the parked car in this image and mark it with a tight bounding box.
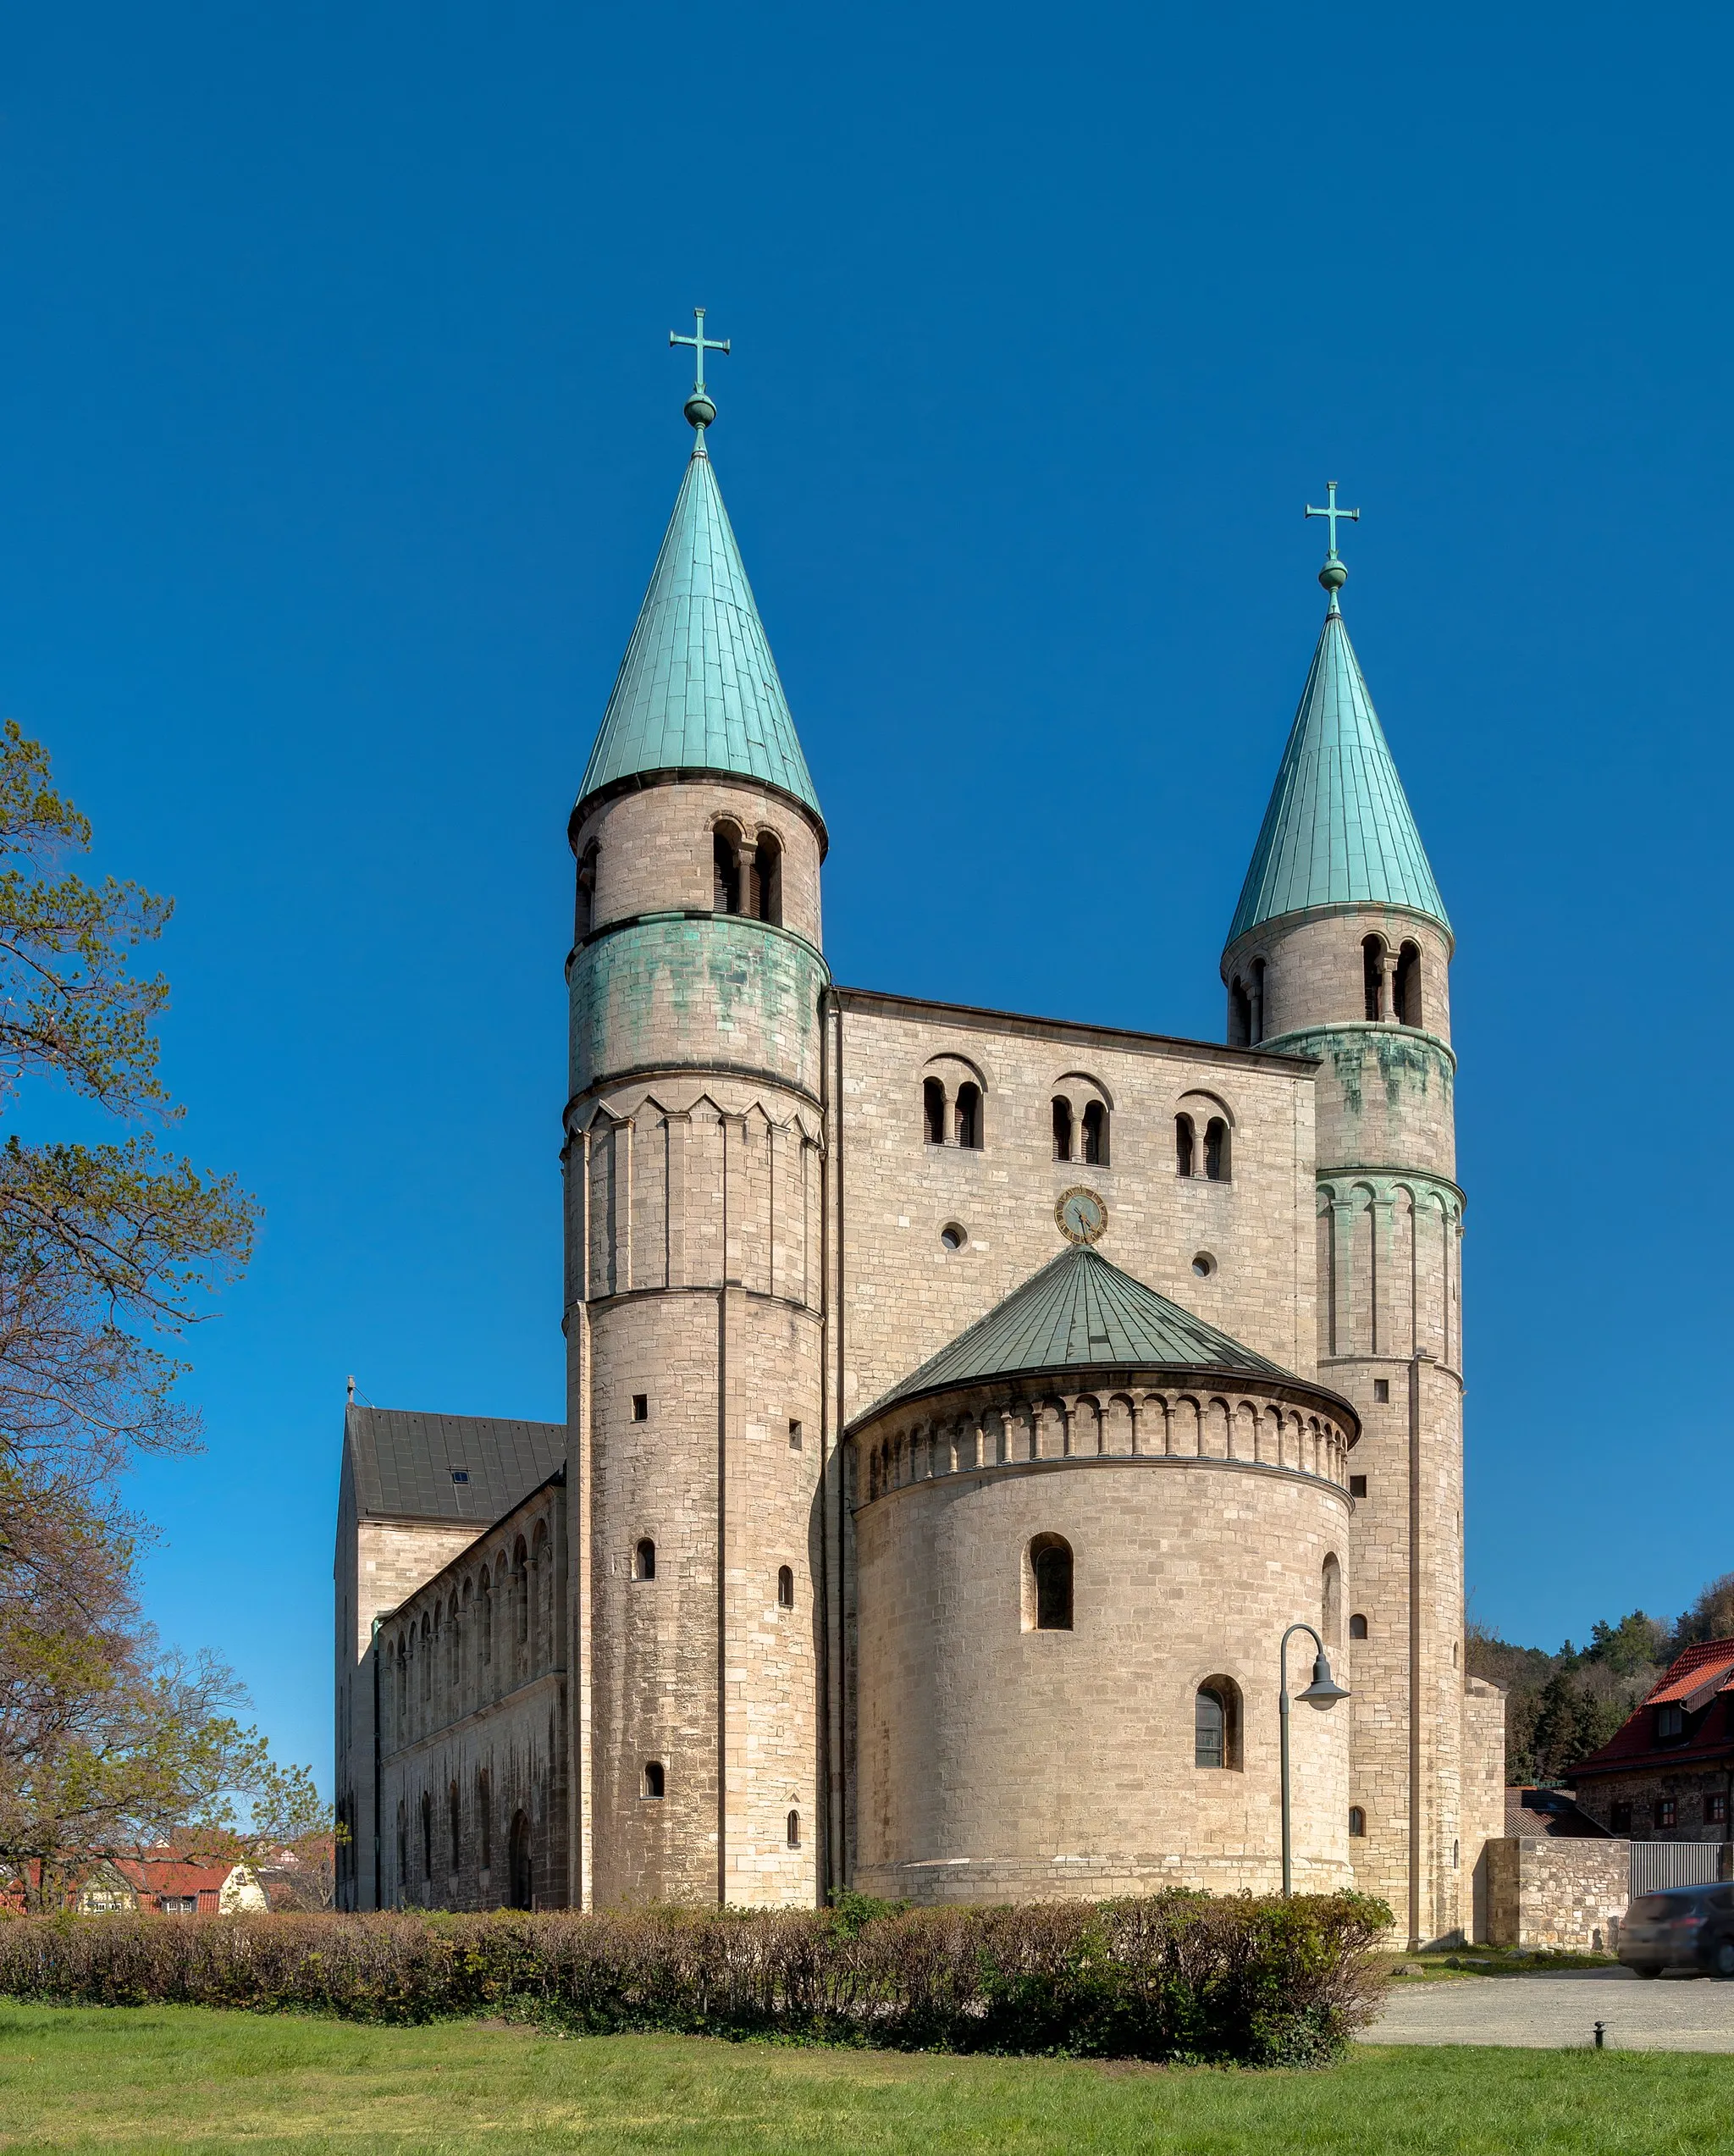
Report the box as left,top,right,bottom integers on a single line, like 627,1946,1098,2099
1619,1884,1734,1977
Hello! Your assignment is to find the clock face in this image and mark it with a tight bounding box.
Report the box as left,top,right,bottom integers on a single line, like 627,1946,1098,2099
1056,1186,1107,1246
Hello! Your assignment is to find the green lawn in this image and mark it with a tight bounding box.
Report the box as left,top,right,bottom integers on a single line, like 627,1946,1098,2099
0,2006,1729,2153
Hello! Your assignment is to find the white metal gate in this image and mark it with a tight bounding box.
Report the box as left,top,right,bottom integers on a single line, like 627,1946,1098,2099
1629,1840,1728,1895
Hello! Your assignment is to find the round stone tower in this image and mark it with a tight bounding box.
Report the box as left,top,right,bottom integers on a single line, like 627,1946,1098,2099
566,328,829,1907
1220,509,1478,1946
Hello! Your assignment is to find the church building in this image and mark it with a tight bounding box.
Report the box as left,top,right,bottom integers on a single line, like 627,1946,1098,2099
334,321,1505,1945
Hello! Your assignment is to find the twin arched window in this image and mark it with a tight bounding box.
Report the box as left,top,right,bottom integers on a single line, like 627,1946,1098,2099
1228,957,1267,1047
576,841,599,941
1363,936,1423,1025
714,824,782,925
1052,1086,1109,1166
1176,1106,1231,1181
923,1069,984,1149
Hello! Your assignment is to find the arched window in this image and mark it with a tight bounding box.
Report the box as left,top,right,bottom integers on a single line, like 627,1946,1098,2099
1362,935,1386,1021
395,1799,407,1893
751,834,782,925
1229,976,1252,1047
776,1564,794,1608
479,1567,493,1667
955,1082,983,1149
1350,1612,1369,1641
421,1615,432,1703
508,1810,533,1910
923,1077,946,1147
1204,1117,1230,1181
477,1770,492,1873
1394,941,1422,1027
1175,1114,1195,1178
1251,957,1266,1044
1349,1805,1367,1838
1322,1553,1343,1645
448,1779,461,1875
420,1790,433,1882
713,830,741,914
1052,1097,1074,1163
514,1537,529,1646
642,1761,665,1799
1195,1678,1241,1770
575,841,599,941
1026,1534,1074,1632
633,1538,656,1582
1081,1100,1108,1167
787,1809,801,1849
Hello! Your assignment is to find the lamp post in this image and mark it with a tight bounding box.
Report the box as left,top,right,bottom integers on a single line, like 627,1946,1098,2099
1279,1621,1350,1898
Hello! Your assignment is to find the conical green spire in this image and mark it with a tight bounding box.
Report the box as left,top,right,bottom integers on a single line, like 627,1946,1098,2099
576,441,821,822
1226,605,1448,947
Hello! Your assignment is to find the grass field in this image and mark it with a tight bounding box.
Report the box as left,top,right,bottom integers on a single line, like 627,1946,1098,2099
0,2005,1731,2153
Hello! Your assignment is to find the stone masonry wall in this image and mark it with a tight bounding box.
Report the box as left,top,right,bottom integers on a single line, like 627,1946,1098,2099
1485,1837,1630,1951
572,777,824,952
850,1438,1355,1902
830,991,1321,1419
375,1478,568,1910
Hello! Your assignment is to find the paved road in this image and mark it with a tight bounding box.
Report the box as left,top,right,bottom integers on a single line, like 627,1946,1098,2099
1366,1968,1734,2051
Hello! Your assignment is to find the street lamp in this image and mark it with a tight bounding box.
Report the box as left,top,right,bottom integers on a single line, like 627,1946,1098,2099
1279,1621,1350,1898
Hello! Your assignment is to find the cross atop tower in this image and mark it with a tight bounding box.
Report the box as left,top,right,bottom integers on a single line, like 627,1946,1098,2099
671,307,731,438
1305,480,1361,611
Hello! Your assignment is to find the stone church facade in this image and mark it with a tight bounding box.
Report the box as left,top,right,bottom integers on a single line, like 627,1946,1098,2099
334,361,1505,1945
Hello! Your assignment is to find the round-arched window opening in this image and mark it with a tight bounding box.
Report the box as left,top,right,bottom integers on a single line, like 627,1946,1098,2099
776,1564,794,1609
786,1809,801,1849
1350,1613,1369,1641
940,1221,967,1252
1349,1805,1367,1838
642,1761,665,1800
1192,1252,1217,1279
633,1538,656,1582
1195,1678,1243,1770
1025,1533,1074,1632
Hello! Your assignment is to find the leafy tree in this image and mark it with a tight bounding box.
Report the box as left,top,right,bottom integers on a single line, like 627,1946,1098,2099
1671,1574,1734,1654
0,720,295,1900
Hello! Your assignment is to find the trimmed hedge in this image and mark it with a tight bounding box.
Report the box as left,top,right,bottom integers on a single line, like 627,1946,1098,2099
0,1890,1392,2066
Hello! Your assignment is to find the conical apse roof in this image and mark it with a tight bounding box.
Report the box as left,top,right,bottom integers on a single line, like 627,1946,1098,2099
859,1243,1293,1423
577,447,821,821
1226,608,1447,948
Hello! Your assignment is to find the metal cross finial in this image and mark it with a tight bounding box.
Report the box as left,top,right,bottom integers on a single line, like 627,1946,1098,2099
1306,480,1361,612
1306,479,1360,556
670,307,731,437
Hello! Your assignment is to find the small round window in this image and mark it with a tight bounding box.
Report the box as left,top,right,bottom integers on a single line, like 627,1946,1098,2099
940,1222,967,1252
1192,1252,1217,1278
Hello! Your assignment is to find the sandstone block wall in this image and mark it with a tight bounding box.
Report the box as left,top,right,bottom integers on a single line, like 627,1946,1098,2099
572,776,824,952
334,1465,497,1910
849,1431,1355,1903
373,1476,568,1910
829,991,1321,1415
1485,1837,1630,1951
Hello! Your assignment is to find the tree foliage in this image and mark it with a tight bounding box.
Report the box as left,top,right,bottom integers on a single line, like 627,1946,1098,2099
1470,1586,1727,1783
0,720,312,1901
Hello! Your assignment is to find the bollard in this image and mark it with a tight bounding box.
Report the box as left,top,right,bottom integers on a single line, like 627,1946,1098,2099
1594,2021,1606,2049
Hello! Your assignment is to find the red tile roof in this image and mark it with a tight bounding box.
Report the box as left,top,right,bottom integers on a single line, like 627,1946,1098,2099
1573,1637,1734,1778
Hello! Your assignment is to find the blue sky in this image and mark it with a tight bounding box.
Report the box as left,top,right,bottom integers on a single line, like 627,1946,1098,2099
1,3,1728,1783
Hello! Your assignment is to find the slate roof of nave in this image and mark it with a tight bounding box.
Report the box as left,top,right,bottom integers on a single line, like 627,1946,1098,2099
858,1243,1300,1424
345,1406,566,1526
